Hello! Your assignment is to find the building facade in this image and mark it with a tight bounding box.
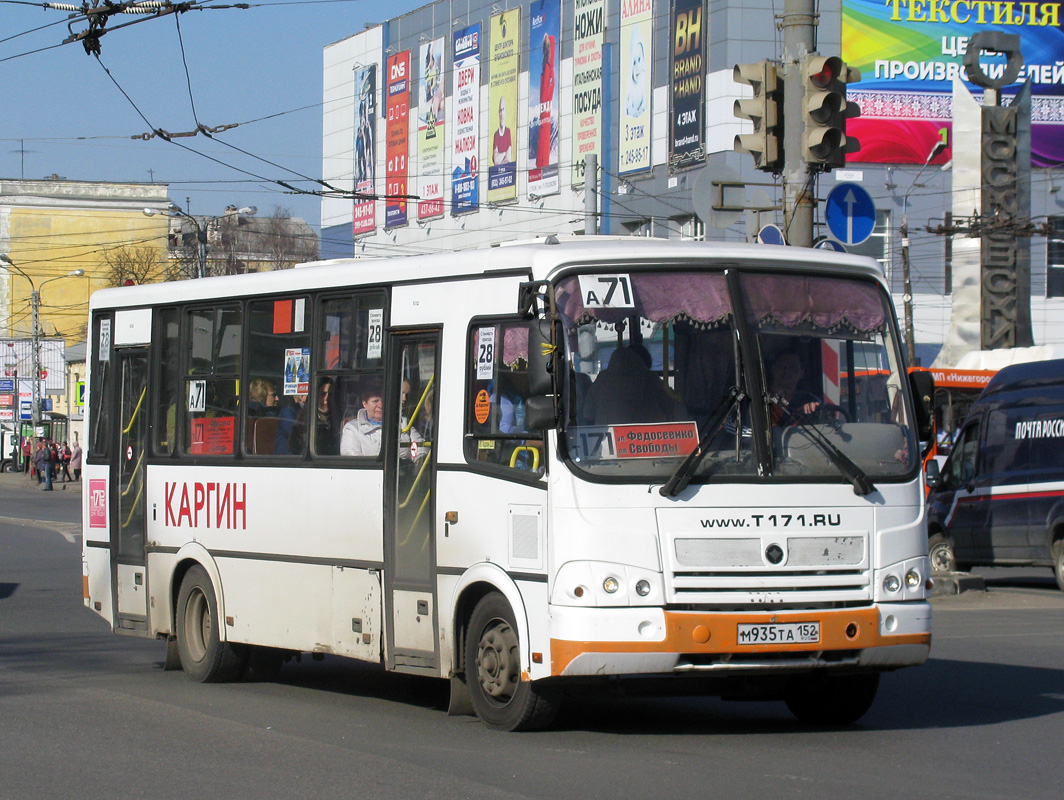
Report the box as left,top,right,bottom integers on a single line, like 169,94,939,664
321,0,1064,366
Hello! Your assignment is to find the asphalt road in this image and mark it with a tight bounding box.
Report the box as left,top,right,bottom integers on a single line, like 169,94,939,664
2,471,1063,800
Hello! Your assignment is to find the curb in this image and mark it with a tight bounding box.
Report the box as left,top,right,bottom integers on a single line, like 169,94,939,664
930,572,986,596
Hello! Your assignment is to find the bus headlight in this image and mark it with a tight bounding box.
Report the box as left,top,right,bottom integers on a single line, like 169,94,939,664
635,579,651,597
905,569,921,588
883,574,901,593
603,577,620,594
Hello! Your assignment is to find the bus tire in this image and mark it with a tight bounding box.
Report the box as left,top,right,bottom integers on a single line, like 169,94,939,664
176,565,246,683
1053,540,1064,593
928,533,956,574
464,592,559,732
785,672,879,725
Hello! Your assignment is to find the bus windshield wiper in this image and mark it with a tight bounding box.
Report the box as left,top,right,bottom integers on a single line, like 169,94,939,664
659,386,744,498
770,396,876,496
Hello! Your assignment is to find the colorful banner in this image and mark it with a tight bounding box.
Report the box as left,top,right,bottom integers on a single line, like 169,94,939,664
418,38,446,220
386,50,410,228
571,0,604,186
452,23,481,215
842,0,1064,166
669,0,705,168
529,0,561,197
619,0,652,175
489,9,520,203
353,65,377,237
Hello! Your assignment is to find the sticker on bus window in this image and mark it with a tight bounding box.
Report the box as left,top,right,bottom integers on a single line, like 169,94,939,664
189,416,235,455
284,348,310,396
611,422,699,459
98,319,112,362
578,275,634,309
187,380,206,413
475,389,491,424
367,309,383,359
476,327,496,380
89,479,107,527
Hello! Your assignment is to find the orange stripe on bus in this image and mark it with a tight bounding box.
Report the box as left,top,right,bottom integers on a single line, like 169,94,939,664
550,607,930,676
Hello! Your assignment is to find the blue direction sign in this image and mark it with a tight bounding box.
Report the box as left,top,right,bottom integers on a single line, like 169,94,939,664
825,182,876,246
757,224,787,246
0,378,13,393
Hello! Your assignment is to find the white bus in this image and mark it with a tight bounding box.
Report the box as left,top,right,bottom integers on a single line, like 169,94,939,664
82,238,935,730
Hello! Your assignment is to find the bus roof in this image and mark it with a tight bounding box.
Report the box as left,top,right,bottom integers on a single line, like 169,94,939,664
88,238,888,311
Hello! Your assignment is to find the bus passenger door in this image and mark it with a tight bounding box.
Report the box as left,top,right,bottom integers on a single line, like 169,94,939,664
384,330,440,674
113,348,150,633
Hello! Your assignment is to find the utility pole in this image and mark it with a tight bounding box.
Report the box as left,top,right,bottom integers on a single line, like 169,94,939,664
779,0,816,248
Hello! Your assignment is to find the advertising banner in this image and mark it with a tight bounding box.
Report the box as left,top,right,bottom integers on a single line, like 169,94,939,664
452,23,481,215
489,10,520,203
418,38,446,220
619,0,653,175
669,0,705,168
571,0,604,186
529,0,561,197
842,0,1064,165
353,65,377,237
385,50,411,228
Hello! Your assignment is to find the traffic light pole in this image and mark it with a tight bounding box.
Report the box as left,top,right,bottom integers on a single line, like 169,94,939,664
780,0,816,248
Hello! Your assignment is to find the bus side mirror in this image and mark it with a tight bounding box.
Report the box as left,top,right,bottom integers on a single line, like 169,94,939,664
527,320,555,396
908,370,935,441
924,458,941,489
525,395,557,430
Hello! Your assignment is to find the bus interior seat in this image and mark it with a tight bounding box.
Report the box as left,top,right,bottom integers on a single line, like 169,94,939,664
248,416,280,455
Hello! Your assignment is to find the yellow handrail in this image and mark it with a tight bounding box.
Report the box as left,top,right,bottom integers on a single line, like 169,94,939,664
121,386,147,436
405,374,435,434
509,445,541,470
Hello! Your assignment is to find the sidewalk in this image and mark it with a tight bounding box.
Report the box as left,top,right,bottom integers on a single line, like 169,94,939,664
0,466,83,497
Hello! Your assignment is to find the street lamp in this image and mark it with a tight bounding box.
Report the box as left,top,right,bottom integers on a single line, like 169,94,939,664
900,140,948,366
145,203,257,279
0,254,84,435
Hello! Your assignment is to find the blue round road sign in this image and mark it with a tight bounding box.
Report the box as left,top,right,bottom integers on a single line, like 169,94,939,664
757,224,787,246
814,237,846,252
825,183,876,246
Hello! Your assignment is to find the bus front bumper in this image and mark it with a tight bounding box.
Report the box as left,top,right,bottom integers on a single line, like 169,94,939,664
549,602,931,677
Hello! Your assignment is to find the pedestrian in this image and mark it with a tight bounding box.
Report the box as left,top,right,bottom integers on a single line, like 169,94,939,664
33,440,50,489
70,438,82,481
21,437,31,474
48,441,60,488
61,441,72,482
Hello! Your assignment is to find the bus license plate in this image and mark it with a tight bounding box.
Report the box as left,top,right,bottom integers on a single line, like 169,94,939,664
737,622,820,645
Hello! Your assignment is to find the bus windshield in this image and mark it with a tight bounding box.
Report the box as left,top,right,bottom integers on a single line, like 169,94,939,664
557,268,917,483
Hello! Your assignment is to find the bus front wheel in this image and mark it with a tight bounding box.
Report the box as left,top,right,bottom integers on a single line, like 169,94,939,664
928,533,956,574
464,592,559,731
1053,540,1064,592
176,565,246,683
785,672,880,725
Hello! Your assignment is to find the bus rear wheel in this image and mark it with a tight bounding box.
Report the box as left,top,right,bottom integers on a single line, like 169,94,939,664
785,672,880,725
176,565,246,683
464,592,559,732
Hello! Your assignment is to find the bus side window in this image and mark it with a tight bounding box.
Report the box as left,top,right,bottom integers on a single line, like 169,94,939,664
465,321,542,475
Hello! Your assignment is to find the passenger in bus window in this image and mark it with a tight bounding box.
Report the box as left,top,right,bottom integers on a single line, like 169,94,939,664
767,350,821,424
581,346,675,426
274,393,305,455
340,380,423,457
247,378,279,417
312,377,338,454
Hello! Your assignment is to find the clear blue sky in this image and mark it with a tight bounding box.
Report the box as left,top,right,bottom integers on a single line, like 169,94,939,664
2,0,422,232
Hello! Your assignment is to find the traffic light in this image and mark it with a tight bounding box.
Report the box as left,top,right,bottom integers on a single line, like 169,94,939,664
733,61,782,172
802,55,861,169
